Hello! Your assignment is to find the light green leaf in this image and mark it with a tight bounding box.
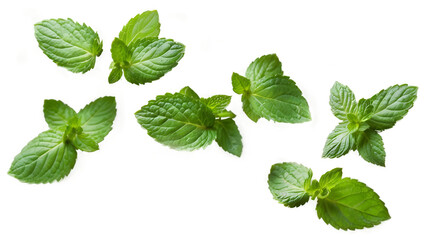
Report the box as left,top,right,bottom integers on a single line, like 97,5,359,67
43,99,77,129
123,38,185,84
356,98,374,122
214,119,242,157
34,18,103,73
232,72,250,94
245,54,283,82
72,133,99,152
323,123,356,158
179,86,200,100
135,93,217,151
357,130,386,166
241,94,261,122
118,10,161,46
329,82,357,121
268,162,312,208
215,110,236,118
77,96,117,144
316,178,390,230
319,168,342,189
367,84,418,130
200,95,231,115
111,38,130,65
9,130,77,183
108,66,123,84
243,76,311,123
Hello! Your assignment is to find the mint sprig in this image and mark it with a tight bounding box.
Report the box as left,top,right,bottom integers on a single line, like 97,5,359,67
323,82,418,166
268,162,390,230
232,54,311,123
135,87,243,156
9,97,116,183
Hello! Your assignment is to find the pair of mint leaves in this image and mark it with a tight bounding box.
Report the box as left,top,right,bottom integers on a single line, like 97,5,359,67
34,10,184,85
323,82,418,166
268,162,390,230
9,97,116,183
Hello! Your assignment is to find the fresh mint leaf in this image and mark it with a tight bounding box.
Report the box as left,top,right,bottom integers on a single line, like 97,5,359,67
200,95,231,116
245,54,283,82
316,178,390,230
43,99,77,129
215,110,236,119
357,130,386,166
118,10,161,46
214,119,242,157
356,98,374,122
34,18,103,73
322,123,356,158
231,72,250,94
111,38,130,65
108,66,123,84
241,94,261,122
268,162,312,208
71,133,99,152
329,82,357,121
319,168,342,190
179,86,200,99
9,130,77,183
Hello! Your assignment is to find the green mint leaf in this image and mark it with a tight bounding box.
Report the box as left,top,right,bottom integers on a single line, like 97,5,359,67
71,133,99,152
356,98,374,122
108,66,123,84
179,86,200,100
123,38,185,85
243,76,311,123
200,95,232,116
329,82,357,121
241,94,261,122
43,99,77,129
118,10,161,46
316,178,390,230
111,38,130,65
77,96,117,144
367,84,418,130
9,130,77,183
245,54,283,82
319,168,342,190
34,18,103,73
135,93,217,151
268,162,312,208
231,72,250,94
357,130,386,166
214,119,243,157
323,123,356,158
215,110,236,118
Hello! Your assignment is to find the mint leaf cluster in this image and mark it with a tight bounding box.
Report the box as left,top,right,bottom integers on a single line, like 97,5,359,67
9,97,116,183
34,18,103,73
135,87,242,156
232,54,311,123
323,82,418,166
268,162,390,230
109,10,185,85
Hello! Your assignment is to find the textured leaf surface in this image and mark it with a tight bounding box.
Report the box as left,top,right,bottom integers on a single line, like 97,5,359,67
77,97,117,143
358,130,386,166
108,66,123,83
367,84,418,130
232,72,250,94
319,168,343,189
34,18,102,73
123,38,185,84
316,178,390,230
135,93,217,150
179,86,200,100
119,10,161,46
72,133,99,152
268,162,312,208
200,95,231,115
214,119,242,157
323,123,356,158
245,54,283,82
329,82,357,121
43,99,77,129
111,38,130,64
9,130,77,183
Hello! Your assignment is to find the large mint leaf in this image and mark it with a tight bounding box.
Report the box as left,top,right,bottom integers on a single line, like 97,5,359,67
329,82,357,121
243,76,311,123
34,18,103,73
367,84,418,130
123,38,185,84
43,99,77,129
214,119,242,157
118,10,161,45
323,123,356,158
268,162,312,208
135,93,217,151
357,130,386,166
316,178,390,230
77,97,117,144
245,54,283,82
9,130,77,183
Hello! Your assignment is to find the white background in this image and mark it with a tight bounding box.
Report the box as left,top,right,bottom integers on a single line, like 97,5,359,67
1,0,425,239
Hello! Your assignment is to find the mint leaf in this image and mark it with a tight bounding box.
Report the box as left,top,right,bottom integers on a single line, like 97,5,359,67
179,86,200,100
214,119,242,157
323,123,356,158
71,133,99,152
245,54,283,82
367,84,418,130
268,162,312,208
357,130,386,166
232,72,250,94
118,10,161,46
123,38,185,84
200,95,231,116
34,18,103,73
316,178,390,230
111,38,130,65
43,99,77,129
319,168,342,189
215,110,236,118
77,96,117,143
135,93,217,150
329,82,357,121
356,98,374,122
9,130,77,183
108,66,123,84
241,94,261,122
